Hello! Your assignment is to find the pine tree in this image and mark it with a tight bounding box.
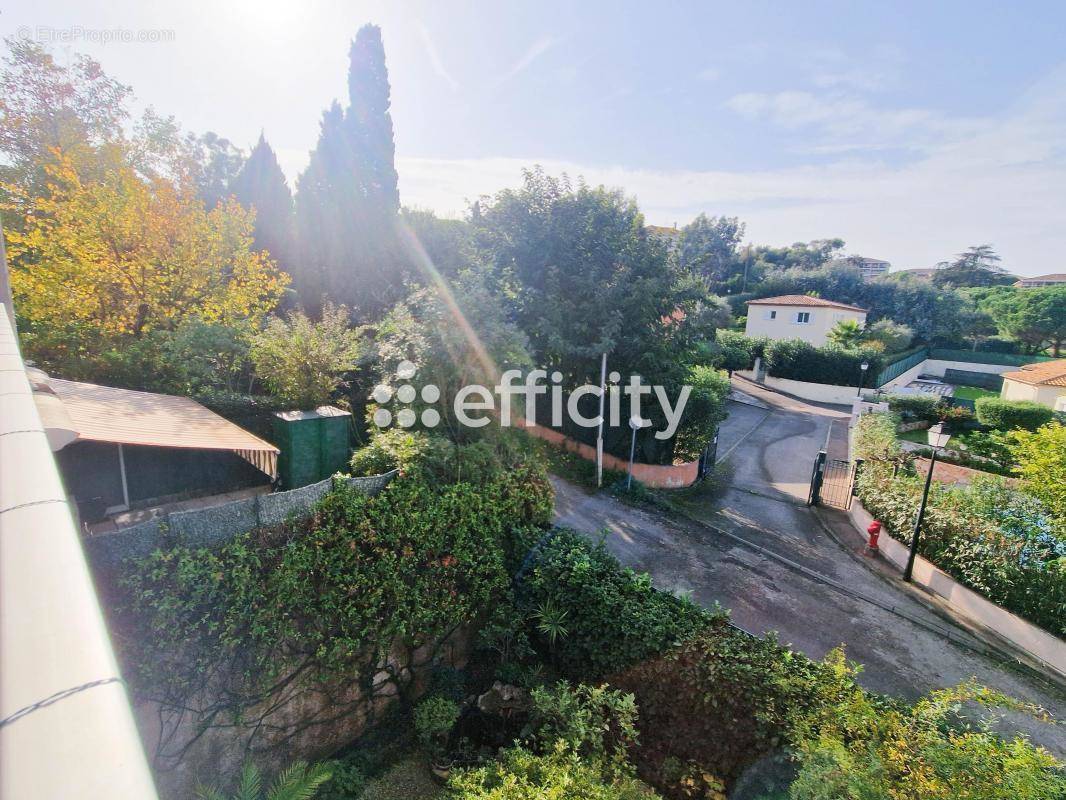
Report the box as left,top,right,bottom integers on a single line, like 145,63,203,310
293,24,404,317
229,133,294,274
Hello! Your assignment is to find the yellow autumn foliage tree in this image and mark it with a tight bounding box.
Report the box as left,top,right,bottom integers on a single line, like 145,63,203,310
5,153,288,339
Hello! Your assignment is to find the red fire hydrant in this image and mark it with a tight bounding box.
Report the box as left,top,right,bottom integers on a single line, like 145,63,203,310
865,520,882,556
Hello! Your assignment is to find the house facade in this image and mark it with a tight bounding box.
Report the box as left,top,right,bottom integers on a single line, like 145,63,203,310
999,360,1066,411
744,295,868,347
1013,273,1066,288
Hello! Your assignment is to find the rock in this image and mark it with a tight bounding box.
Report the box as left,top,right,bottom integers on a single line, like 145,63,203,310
476,681,530,716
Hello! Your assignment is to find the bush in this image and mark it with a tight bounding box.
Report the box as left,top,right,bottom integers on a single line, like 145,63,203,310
1010,422,1066,523
250,303,363,410
788,682,1065,800
118,471,551,737
449,743,659,799
975,397,1055,431
671,366,731,461
317,760,366,800
856,466,1065,634
864,319,913,353
713,330,765,371
763,339,882,386
414,695,459,756
516,530,709,680
886,392,941,422
852,412,902,461
527,682,639,778
609,627,861,790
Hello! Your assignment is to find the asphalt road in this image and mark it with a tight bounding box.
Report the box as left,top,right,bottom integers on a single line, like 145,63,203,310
552,378,1066,756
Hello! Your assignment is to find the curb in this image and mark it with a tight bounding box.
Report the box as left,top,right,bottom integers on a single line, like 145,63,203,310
811,505,1066,695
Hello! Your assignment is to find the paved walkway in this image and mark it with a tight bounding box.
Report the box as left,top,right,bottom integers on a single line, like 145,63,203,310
551,377,1066,756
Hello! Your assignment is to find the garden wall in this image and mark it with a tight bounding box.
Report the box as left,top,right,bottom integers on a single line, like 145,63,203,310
761,375,862,405
848,501,1066,681
142,624,476,799
85,470,398,572
518,420,699,487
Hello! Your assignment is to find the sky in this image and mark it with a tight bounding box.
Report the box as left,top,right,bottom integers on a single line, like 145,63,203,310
3,0,1066,276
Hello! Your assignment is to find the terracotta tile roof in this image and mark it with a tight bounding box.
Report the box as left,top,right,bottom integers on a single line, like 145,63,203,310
1013,273,1066,284
1000,359,1066,387
745,294,867,313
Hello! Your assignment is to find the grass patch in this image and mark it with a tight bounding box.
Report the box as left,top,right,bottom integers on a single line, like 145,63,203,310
952,386,997,402
897,428,931,444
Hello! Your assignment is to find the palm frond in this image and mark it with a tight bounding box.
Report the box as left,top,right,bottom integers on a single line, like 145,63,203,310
267,760,333,800
235,761,263,800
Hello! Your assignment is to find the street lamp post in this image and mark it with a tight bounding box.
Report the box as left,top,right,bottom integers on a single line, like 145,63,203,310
626,415,645,491
903,422,951,582
856,360,870,398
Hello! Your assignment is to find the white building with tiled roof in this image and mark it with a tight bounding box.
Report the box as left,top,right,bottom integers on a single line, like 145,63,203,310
1013,273,1066,288
744,295,868,347
1000,359,1066,411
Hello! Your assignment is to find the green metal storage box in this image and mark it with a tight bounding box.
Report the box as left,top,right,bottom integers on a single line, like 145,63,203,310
271,406,352,489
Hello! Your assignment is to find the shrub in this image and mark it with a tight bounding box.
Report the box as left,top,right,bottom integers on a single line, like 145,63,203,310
671,366,731,461
517,530,709,680
414,695,459,756
787,682,1065,800
609,627,861,790
449,743,659,799
527,682,639,778
118,471,550,740
975,397,1055,431
317,760,366,800
886,392,941,422
852,412,902,461
1010,422,1066,523
864,319,914,353
856,466,1065,634
250,303,363,410
763,339,882,386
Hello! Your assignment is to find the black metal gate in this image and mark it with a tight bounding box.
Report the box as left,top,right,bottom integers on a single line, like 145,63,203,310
807,451,859,509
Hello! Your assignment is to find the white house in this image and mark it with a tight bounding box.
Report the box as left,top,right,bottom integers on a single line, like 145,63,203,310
744,295,868,347
999,359,1066,411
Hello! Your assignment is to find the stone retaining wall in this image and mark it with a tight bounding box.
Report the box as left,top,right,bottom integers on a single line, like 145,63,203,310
85,471,397,571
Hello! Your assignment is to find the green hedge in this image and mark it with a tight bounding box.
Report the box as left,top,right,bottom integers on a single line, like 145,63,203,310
974,397,1055,431
929,349,1055,366
886,392,941,421
764,339,883,386
856,466,1065,635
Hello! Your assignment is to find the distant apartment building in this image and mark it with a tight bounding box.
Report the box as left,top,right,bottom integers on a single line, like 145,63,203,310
830,255,890,282
744,295,868,347
1013,273,1066,288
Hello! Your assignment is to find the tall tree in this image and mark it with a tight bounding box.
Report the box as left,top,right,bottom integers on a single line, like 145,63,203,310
230,133,294,273
293,24,403,317
677,214,745,292
185,131,245,210
933,244,1013,288
988,286,1066,355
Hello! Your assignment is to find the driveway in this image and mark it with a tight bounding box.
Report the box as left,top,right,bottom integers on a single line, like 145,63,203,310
551,377,1066,756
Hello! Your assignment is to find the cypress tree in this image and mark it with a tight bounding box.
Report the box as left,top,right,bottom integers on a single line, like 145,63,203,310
229,133,294,274
293,24,405,317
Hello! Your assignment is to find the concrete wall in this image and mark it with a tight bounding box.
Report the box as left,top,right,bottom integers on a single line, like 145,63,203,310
849,501,1066,680
519,420,699,488
921,359,1015,378
762,375,863,405
745,304,866,347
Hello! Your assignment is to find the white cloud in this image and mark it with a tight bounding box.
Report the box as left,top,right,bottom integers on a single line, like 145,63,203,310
395,66,1066,276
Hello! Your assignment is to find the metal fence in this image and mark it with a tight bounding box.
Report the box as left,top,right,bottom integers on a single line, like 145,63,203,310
873,347,929,387
85,470,398,571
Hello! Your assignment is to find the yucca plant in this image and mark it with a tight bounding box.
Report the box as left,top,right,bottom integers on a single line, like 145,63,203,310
197,760,332,800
